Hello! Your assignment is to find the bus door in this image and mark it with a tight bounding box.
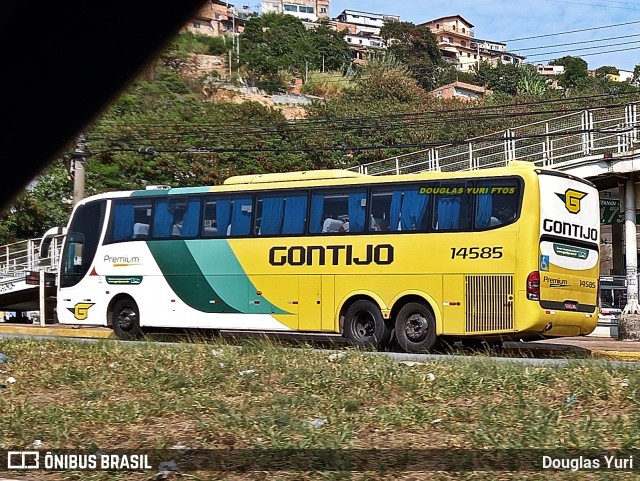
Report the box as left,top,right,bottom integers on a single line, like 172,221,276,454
298,275,323,331
250,275,325,331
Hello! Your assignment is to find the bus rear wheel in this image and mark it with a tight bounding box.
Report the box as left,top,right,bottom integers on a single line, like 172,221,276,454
112,298,143,341
343,300,391,350
395,302,437,353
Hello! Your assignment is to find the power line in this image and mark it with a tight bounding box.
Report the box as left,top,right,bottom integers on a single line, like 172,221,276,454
526,44,640,64
525,39,640,58
88,96,640,144
87,101,640,152
88,92,639,142
90,125,639,155
502,19,640,42
515,32,640,51
542,0,640,10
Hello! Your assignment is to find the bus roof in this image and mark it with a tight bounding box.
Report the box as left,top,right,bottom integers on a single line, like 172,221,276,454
223,169,367,185
74,161,593,205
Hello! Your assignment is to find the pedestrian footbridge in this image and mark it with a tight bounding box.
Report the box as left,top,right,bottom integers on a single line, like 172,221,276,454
0,237,60,323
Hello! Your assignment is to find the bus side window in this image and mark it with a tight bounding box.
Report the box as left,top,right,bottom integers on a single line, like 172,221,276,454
310,190,366,234
434,183,470,231
228,197,252,236
474,181,520,229
202,196,252,237
255,193,308,235
153,197,200,239
370,186,429,232
202,198,221,237
108,200,152,243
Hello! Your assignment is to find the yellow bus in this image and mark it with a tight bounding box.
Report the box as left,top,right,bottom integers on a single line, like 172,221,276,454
40,160,600,352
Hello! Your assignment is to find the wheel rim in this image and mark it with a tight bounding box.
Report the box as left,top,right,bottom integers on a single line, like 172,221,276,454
353,311,375,341
404,313,429,342
116,307,137,331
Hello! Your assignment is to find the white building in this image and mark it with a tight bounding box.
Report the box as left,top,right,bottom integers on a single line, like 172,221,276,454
261,0,329,22
335,9,399,36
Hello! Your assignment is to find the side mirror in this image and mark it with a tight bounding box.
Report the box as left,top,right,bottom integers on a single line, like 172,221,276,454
39,226,67,258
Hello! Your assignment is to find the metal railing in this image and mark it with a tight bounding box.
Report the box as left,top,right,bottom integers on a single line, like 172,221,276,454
0,237,62,281
349,102,639,176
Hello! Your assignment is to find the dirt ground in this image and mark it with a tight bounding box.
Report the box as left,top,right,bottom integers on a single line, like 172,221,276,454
183,54,308,120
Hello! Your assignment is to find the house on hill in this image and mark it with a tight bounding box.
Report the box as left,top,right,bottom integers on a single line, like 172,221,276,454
419,15,525,72
182,0,247,37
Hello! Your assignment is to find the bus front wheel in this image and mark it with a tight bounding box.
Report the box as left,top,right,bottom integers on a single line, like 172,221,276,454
395,302,437,353
112,298,143,341
343,300,391,350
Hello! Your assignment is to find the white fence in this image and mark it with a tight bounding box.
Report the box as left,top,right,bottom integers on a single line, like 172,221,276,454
349,102,639,175
0,237,61,281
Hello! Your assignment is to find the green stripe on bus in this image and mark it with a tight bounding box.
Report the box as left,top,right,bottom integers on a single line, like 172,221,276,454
147,240,288,315
147,240,240,313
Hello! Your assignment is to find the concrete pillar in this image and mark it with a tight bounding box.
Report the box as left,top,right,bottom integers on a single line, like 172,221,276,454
619,175,640,339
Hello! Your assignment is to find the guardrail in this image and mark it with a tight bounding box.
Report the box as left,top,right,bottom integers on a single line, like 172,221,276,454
349,102,639,175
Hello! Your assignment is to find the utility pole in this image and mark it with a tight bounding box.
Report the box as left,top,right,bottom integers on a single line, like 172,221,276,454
68,135,91,206
228,6,240,77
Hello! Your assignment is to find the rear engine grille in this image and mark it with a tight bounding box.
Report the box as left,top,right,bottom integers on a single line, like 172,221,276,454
465,275,514,333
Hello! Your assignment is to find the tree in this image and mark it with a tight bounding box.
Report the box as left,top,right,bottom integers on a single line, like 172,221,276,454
473,61,521,96
379,21,444,91
594,65,619,79
550,56,590,89
307,22,352,73
0,162,74,242
634,64,640,85
516,64,548,96
240,13,350,91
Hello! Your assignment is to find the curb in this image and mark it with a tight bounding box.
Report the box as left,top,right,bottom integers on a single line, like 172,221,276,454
0,325,116,339
592,350,640,360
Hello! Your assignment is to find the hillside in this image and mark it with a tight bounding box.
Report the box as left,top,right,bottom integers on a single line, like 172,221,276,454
181,54,309,120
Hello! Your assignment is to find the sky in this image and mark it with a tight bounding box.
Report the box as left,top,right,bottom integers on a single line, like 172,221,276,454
328,0,640,72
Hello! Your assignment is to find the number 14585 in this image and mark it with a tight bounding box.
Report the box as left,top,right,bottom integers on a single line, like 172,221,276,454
450,247,503,259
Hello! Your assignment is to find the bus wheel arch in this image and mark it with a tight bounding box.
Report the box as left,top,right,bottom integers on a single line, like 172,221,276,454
339,295,392,350
391,296,438,353
108,294,143,341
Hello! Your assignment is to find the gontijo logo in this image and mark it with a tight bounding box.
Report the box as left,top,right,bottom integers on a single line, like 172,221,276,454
556,189,587,214
67,302,95,320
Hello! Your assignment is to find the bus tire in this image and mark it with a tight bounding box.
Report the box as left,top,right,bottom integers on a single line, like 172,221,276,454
343,300,391,350
395,302,437,353
112,298,143,341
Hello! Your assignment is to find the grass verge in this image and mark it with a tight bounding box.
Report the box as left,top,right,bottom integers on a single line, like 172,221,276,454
0,337,639,480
